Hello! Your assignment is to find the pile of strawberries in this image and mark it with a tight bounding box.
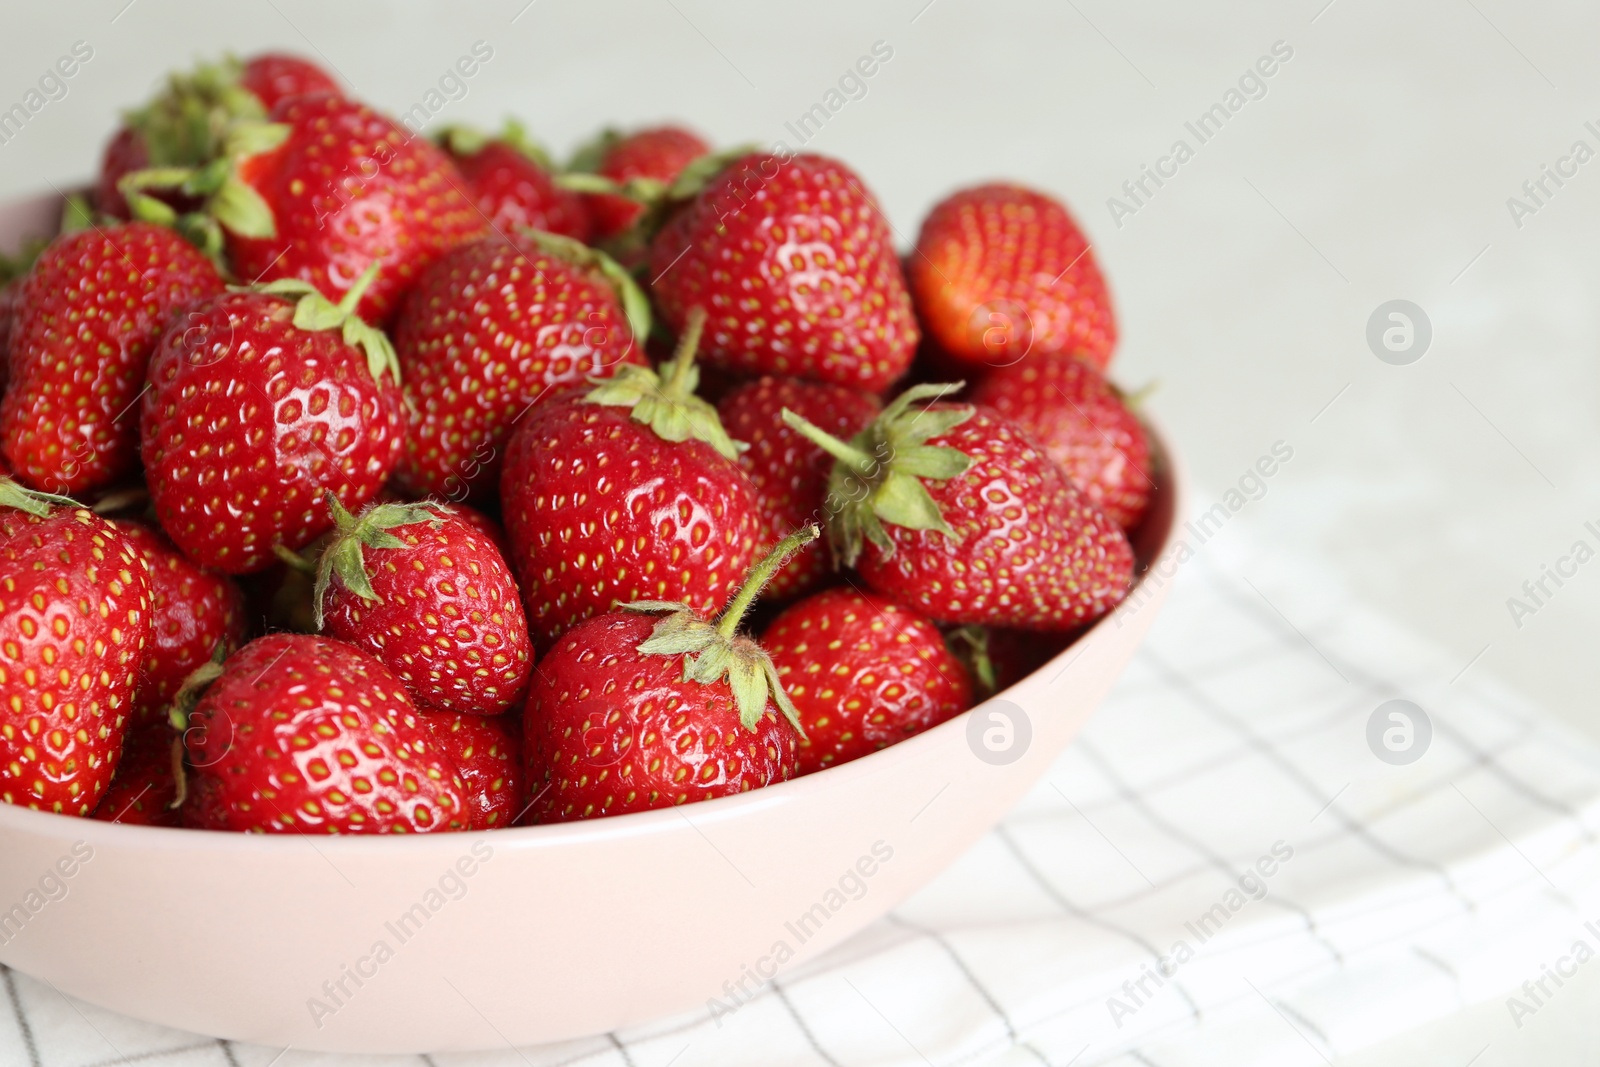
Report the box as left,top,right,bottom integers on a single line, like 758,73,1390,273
0,53,1155,833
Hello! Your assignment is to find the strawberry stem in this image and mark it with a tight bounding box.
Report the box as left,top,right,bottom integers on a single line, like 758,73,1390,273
336,262,383,317
658,306,706,400
780,408,877,476
715,524,819,640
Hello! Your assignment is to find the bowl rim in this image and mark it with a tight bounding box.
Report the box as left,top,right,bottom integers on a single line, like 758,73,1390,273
0,403,1186,856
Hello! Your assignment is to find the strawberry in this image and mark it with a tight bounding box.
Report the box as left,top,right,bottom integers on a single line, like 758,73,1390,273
89,722,183,827
235,52,342,111
764,587,971,773
442,125,591,241
500,308,762,649
0,487,152,816
314,496,533,717
716,376,880,602
968,356,1153,530
0,223,224,495
418,711,525,829
114,519,248,722
784,383,1134,629
140,268,406,575
647,151,919,392
523,527,816,823
96,53,341,219
909,183,1116,370
126,94,487,324
571,125,711,241
177,632,470,833
390,233,649,501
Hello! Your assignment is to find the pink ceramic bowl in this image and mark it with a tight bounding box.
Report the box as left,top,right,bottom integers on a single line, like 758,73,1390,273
0,191,1187,1053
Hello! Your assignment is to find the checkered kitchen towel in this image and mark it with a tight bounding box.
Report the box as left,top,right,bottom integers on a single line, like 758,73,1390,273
6,530,1600,1067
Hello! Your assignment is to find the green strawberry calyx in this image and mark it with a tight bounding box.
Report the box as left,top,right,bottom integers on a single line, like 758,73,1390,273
249,263,402,387
0,477,81,519
782,382,975,567
120,118,290,259
584,306,742,461
124,55,265,168
626,524,819,734
438,118,556,171
311,492,444,630
558,142,754,253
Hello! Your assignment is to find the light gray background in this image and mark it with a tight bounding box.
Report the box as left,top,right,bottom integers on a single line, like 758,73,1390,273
3,0,1597,1062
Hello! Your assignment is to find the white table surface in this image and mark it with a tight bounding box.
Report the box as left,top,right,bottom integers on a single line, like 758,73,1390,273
2,1,1595,1062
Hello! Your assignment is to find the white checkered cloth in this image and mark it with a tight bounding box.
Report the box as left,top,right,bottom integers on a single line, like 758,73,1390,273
6,530,1600,1067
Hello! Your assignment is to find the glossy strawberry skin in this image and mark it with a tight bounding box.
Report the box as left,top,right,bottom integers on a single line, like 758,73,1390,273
524,612,798,823
648,152,919,392
765,588,971,774
858,405,1134,629
717,376,880,601
910,183,1116,370
451,141,591,241
1,224,224,495
227,95,488,324
181,633,469,834
500,391,762,650
89,722,181,827
140,289,406,575
237,53,341,111
0,509,151,816
586,126,710,239
320,510,533,716
418,710,524,829
115,519,248,722
391,236,645,500
969,356,1153,530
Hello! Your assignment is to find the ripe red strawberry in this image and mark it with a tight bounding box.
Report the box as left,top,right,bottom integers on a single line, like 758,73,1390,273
140,269,406,574
0,490,151,816
97,53,342,219
501,309,762,649
443,125,591,241
0,223,224,495
910,183,1116,370
177,633,470,833
648,152,919,392
969,356,1153,530
114,519,248,722
236,52,342,111
764,588,971,773
785,384,1134,628
390,233,649,501
418,711,525,829
314,497,533,716
524,527,815,822
717,376,881,601
89,722,183,827
126,94,488,324
574,125,711,240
